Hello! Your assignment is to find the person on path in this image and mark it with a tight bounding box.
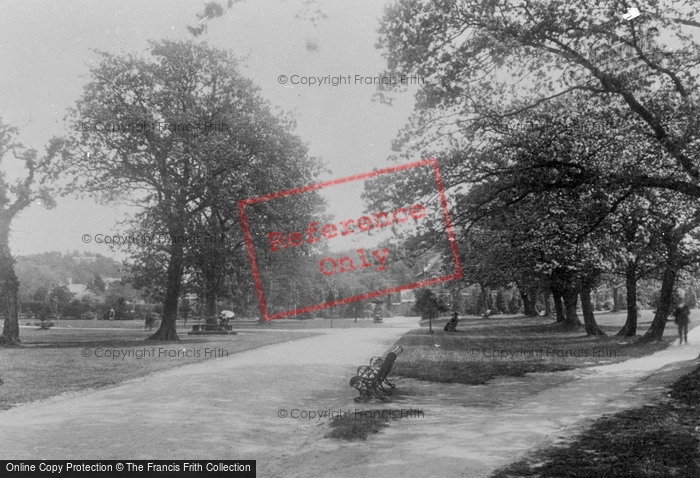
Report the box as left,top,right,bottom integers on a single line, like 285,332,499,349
673,304,691,345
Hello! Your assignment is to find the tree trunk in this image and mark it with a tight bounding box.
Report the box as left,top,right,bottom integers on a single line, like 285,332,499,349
479,284,489,314
561,281,582,328
640,265,676,343
0,216,21,345
617,260,639,337
581,280,605,336
1,279,21,345
521,289,537,317
551,286,565,323
543,288,552,318
529,286,539,315
612,285,620,312
146,239,184,341
205,292,217,317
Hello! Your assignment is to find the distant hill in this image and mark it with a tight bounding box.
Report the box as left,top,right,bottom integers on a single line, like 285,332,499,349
15,251,124,299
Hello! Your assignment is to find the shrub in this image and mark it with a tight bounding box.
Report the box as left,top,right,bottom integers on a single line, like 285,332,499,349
62,299,91,319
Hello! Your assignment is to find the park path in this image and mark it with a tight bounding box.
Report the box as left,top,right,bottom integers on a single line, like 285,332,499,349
279,325,700,478
1,318,699,478
0,318,416,472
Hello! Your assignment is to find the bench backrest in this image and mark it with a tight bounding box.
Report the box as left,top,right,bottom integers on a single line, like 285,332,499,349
376,352,398,381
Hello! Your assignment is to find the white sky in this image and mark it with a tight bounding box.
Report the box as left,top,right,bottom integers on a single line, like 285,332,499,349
0,0,420,258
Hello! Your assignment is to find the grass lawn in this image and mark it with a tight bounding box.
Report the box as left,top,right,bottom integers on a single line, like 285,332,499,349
0,320,319,410
492,364,700,477
392,310,679,385
245,317,397,329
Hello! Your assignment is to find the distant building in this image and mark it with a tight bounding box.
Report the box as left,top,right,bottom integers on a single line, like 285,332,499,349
400,253,468,316
417,254,443,281
66,278,88,298
73,254,97,264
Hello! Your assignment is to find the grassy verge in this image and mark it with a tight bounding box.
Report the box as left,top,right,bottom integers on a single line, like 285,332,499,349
491,364,700,477
0,322,318,410
392,312,675,385
326,408,424,441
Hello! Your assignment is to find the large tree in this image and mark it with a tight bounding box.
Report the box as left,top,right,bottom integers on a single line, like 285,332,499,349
0,120,63,345
63,40,324,340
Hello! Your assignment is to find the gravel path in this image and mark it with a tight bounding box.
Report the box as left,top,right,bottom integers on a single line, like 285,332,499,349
275,325,700,478
0,317,416,474
1,318,698,478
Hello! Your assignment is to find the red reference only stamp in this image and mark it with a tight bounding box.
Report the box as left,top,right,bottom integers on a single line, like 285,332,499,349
238,158,462,321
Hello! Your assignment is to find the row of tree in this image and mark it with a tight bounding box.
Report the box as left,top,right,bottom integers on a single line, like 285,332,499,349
366,0,700,341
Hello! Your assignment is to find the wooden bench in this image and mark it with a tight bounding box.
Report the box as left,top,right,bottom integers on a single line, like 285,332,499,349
187,316,236,335
349,345,403,402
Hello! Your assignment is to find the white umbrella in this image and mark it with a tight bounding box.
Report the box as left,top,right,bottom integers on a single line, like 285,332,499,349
220,310,235,318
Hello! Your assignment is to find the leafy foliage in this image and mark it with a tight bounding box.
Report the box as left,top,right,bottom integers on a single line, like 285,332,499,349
63,40,326,339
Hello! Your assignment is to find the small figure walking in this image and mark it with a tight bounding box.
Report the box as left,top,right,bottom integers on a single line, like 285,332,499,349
109,308,115,321
673,304,690,345
444,312,460,332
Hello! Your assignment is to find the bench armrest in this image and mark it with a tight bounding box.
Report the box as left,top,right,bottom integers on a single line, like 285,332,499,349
369,357,384,367
357,365,379,379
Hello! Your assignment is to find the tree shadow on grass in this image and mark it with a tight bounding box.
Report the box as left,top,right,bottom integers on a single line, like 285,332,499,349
391,317,669,386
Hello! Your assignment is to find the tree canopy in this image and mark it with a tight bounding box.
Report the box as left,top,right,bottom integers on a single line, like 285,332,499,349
62,40,326,340
368,1,700,339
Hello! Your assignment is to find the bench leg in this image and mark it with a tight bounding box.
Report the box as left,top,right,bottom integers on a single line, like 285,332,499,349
351,372,397,402
370,384,389,402
350,376,372,402
377,381,393,395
